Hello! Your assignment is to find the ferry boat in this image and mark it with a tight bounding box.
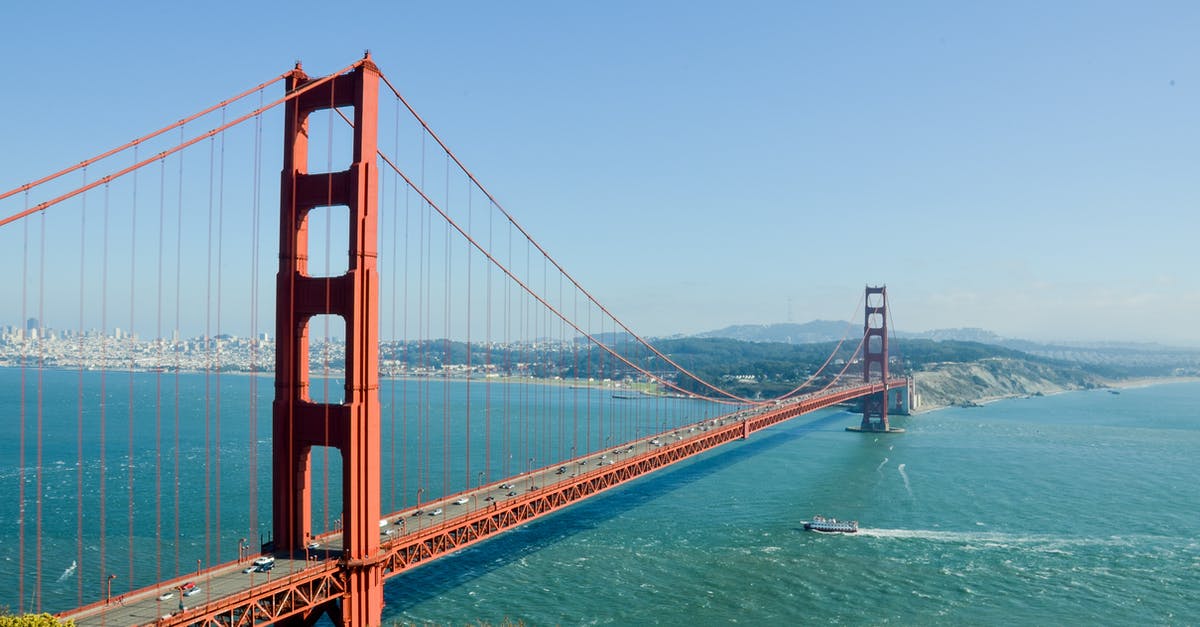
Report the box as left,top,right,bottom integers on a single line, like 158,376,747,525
803,515,858,533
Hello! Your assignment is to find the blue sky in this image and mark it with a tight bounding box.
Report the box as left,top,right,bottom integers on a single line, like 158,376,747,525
1,1,1197,344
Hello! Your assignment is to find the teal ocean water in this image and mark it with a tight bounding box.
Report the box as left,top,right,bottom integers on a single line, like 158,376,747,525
381,382,1200,625
1,370,1198,624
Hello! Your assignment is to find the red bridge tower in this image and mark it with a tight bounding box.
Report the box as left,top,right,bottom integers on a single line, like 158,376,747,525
273,57,383,625
848,285,905,433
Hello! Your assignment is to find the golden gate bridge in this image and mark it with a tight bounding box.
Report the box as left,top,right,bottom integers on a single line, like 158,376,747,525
0,55,908,626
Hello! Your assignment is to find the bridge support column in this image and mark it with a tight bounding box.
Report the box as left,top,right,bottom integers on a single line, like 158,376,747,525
274,55,383,626
888,379,911,415
847,285,904,433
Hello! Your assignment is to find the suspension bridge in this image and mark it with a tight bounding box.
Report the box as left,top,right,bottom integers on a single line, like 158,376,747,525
0,55,909,626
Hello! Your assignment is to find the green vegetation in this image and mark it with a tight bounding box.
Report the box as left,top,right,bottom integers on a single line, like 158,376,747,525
380,334,1191,400
0,614,75,627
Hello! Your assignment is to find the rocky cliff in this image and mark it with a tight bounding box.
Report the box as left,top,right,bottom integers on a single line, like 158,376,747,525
911,357,1104,412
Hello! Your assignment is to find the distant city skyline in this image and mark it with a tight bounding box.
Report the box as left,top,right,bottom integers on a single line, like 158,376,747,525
1,2,1197,346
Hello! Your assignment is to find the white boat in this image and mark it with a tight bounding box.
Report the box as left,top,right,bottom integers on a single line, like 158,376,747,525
803,515,858,533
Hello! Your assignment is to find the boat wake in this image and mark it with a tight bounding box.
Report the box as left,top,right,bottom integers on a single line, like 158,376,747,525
57,560,77,583
856,528,1154,550
875,457,889,473
897,463,912,496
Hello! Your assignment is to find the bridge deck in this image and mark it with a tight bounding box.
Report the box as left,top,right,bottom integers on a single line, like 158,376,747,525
63,379,905,626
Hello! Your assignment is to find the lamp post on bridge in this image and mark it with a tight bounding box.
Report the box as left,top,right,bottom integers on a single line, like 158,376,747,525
105,574,116,605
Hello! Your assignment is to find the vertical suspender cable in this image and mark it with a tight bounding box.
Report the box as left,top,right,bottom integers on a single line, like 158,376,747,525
203,135,214,569
482,200,492,482
485,200,493,483
155,157,166,588
173,127,185,578
215,108,227,562
322,96,334,536
417,132,426,505
543,256,550,464
443,154,451,499
402,185,410,508
99,183,110,607
19,198,27,612
465,182,472,492
503,219,511,478
427,135,436,497
387,98,398,513
128,146,139,591
76,171,87,607
586,298,592,455
558,272,565,462
36,210,45,609
248,88,264,539
520,235,528,476
598,313,605,451
572,287,579,461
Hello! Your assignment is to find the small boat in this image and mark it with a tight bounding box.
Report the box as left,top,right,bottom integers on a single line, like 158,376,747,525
804,515,858,533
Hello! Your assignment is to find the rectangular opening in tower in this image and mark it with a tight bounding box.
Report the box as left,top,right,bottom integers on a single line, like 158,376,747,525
307,313,346,405
308,444,344,537
304,106,355,175
305,205,350,277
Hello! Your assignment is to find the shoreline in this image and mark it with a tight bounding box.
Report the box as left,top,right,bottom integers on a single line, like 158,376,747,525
911,375,1200,415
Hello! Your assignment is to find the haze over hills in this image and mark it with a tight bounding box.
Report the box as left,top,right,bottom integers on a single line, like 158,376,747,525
696,321,1189,349
691,322,1200,369
693,320,857,344
685,321,1200,410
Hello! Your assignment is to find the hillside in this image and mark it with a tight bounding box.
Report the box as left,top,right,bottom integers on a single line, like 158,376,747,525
910,357,1105,412
625,336,1188,409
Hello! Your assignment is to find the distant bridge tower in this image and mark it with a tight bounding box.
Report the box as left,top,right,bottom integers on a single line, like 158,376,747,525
849,285,904,433
273,57,383,625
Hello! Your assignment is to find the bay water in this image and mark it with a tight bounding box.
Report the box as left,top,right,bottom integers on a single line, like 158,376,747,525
382,381,1200,625
1,369,1197,624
